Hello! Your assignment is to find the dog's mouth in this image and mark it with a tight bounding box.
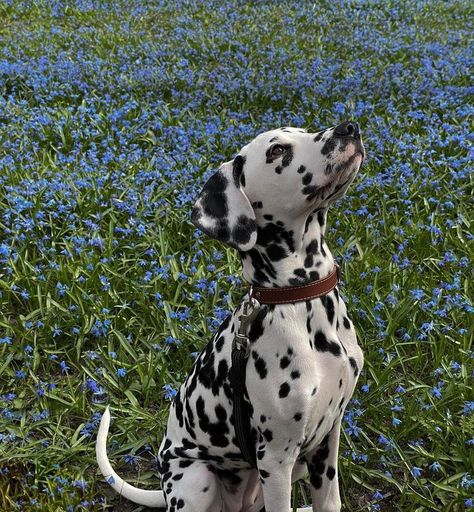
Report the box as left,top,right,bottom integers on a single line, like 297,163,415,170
345,148,365,169
305,143,364,203
354,143,365,165
333,140,365,177
344,138,365,162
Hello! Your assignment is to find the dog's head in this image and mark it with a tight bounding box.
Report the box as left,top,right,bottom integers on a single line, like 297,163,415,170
191,121,364,251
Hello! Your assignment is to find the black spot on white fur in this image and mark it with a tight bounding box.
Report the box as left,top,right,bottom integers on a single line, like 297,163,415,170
232,215,256,246
232,155,246,187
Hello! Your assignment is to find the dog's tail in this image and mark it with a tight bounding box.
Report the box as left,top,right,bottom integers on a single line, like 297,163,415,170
96,406,166,508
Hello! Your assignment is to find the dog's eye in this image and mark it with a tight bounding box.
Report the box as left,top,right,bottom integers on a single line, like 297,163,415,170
271,145,286,157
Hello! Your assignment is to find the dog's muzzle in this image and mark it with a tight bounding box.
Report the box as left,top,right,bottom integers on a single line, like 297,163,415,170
333,120,365,162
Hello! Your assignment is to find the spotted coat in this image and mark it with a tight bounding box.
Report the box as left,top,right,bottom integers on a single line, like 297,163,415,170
96,121,366,512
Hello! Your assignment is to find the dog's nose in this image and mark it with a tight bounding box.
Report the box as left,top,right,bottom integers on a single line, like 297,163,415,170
333,121,360,138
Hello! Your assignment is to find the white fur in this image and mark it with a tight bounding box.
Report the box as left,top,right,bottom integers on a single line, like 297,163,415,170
96,406,166,508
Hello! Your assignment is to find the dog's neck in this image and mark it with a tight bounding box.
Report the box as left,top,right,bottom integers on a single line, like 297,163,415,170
239,208,335,288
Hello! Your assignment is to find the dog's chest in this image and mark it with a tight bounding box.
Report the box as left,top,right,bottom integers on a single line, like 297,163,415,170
161,289,362,465
245,291,363,453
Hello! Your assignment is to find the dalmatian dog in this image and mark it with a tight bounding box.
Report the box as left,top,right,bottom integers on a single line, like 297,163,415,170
96,120,365,512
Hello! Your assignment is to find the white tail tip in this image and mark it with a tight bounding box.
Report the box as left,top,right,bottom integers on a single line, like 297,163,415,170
96,406,165,508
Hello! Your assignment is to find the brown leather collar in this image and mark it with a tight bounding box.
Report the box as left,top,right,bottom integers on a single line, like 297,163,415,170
250,264,340,305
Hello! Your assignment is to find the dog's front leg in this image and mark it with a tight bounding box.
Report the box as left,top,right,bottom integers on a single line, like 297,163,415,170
305,421,342,512
257,458,293,511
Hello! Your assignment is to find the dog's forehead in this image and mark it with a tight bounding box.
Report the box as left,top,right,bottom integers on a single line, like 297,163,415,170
241,127,309,154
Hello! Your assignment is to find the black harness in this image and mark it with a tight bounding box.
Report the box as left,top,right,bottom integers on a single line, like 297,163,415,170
230,296,260,467
231,347,257,466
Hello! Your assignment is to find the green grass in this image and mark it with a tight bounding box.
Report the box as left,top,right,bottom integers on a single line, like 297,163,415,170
0,0,473,511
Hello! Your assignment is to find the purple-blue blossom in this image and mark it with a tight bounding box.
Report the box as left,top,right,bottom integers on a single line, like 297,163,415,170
163,384,177,400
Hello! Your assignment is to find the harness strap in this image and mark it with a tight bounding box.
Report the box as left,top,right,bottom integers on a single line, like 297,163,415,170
231,348,257,467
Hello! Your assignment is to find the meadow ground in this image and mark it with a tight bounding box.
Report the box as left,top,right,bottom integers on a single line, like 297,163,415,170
0,0,473,510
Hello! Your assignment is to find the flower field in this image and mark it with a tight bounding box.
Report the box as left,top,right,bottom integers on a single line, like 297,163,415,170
0,0,473,510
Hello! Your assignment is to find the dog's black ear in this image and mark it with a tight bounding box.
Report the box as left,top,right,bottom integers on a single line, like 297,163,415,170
191,158,257,251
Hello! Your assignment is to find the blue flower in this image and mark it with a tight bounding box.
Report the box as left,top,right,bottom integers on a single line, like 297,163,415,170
59,361,69,374
462,402,474,416
431,380,445,399
410,289,425,300
451,361,461,372
411,466,423,478
460,474,474,490
86,379,100,394
164,336,181,346
72,480,87,490
32,409,49,422
123,454,139,466
116,368,127,378
99,275,110,291
56,282,69,297
163,384,177,400
372,490,384,500
0,243,10,260
345,423,363,438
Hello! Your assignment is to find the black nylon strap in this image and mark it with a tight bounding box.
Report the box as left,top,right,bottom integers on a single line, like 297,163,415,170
231,348,257,467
